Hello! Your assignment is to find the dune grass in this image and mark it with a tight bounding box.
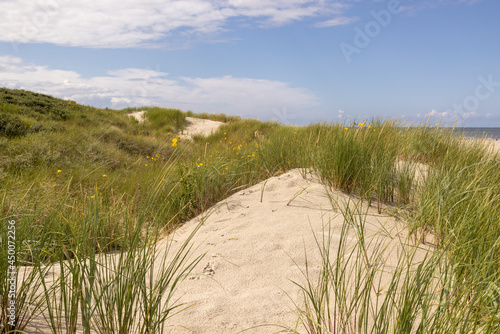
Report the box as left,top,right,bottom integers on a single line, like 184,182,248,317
1,88,499,332
185,110,241,123
290,199,499,334
143,107,186,134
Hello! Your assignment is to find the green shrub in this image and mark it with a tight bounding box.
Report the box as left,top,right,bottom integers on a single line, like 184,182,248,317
0,113,29,138
0,103,22,115
145,107,185,133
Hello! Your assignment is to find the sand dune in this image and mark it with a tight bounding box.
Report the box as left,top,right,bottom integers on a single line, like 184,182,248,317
25,118,439,333
163,169,431,333
24,168,431,334
179,117,224,140
127,111,223,139
128,111,146,123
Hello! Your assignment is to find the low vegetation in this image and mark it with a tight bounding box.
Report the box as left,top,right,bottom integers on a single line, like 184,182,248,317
1,88,499,332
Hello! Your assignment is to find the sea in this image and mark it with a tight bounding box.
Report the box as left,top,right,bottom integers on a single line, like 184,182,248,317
452,128,500,140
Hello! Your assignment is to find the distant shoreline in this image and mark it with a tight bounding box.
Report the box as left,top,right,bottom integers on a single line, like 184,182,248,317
447,127,500,140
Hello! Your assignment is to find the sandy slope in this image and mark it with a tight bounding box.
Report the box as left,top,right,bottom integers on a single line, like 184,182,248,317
179,117,224,140
127,111,223,139
24,169,430,334
128,111,146,123
489,140,500,154
162,169,430,333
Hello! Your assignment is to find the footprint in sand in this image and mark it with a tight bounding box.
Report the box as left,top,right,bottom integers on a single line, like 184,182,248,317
203,261,218,276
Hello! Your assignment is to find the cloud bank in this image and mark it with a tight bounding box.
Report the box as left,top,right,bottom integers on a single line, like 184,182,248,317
399,0,484,15
0,56,320,119
413,108,496,127
1,0,352,48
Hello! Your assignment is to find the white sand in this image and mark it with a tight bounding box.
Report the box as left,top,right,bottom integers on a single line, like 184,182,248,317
128,111,223,139
179,117,224,140
489,140,500,154
462,138,500,154
128,110,146,123
162,169,431,333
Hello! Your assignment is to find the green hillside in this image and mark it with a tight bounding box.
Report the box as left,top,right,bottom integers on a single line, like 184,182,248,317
0,88,270,260
0,88,184,173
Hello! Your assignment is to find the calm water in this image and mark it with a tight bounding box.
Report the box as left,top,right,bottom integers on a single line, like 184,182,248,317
453,128,500,140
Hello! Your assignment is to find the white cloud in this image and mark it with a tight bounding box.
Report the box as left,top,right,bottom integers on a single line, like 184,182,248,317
421,109,491,124
463,111,480,119
0,55,23,64
400,0,484,15
426,109,460,119
427,109,440,117
0,56,319,119
0,0,351,48
314,16,358,27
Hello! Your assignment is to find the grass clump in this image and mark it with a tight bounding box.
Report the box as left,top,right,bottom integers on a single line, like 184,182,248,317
186,110,241,123
0,113,30,138
291,200,500,333
144,107,185,134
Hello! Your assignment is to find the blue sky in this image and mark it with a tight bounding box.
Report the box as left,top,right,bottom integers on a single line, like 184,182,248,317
1,0,499,127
